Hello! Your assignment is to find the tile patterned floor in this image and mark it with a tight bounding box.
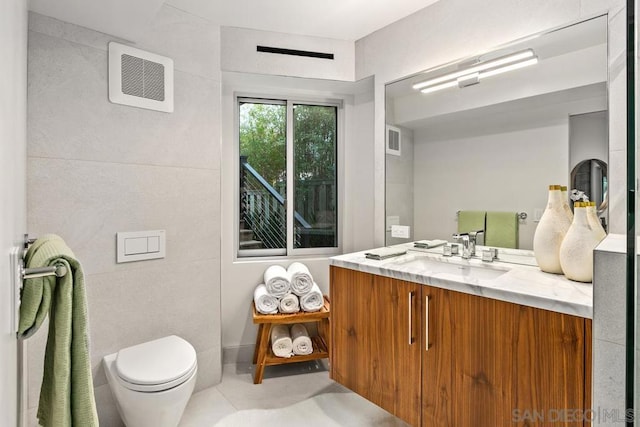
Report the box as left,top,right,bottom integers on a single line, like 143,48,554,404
179,361,408,426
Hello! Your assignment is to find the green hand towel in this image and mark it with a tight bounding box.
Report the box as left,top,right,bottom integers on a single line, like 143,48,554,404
18,234,98,427
458,211,486,234
485,211,519,249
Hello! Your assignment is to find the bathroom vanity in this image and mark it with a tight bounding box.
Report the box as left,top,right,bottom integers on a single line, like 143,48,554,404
329,245,592,427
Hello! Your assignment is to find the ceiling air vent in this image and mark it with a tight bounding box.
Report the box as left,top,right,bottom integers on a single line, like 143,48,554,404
386,125,401,156
257,45,334,60
108,42,174,113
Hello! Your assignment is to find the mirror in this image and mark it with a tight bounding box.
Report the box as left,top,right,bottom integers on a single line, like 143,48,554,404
385,16,608,250
571,158,608,216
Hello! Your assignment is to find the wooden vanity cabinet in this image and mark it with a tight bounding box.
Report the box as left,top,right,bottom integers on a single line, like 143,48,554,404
330,266,592,427
330,266,422,425
422,285,591,427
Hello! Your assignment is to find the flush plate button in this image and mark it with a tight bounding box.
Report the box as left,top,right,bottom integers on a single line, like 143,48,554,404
117,230,165,263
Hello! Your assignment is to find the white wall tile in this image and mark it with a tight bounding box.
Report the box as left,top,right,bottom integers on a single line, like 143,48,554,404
25,258,221,410
28,158,220,275
28,12,127,52
0,1,27,425
608,7,627,68
26,4,222,420
608,71,626,154
93,383,124,427
134,5,220,80
85,259,220,384
28,31,220,170
607,150,626,235
342,91,375,253
194,347,223,392
593,248,626,345
29,7,220,81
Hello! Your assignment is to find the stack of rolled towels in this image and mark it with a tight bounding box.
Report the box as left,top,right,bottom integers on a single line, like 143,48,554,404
270,323,314,358
253,262,324,315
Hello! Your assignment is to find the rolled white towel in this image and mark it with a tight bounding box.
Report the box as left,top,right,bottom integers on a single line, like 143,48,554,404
287,262,314,296
253,284,278,315
264,265,291,298
300,282,324,312
279,293,300,314
290,323,313,355
270,324,293,358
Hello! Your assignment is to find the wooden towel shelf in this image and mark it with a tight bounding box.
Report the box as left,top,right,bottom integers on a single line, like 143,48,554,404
251,296,330,384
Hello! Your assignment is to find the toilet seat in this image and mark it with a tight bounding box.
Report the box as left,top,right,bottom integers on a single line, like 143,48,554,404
114,335,197,393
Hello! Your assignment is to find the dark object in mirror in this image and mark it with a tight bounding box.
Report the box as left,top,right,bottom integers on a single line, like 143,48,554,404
570,158,608,215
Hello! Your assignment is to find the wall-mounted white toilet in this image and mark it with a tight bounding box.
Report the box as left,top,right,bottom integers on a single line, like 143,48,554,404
103,335,198,427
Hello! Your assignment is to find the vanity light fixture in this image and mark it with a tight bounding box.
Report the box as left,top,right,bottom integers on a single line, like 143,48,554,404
413,49,538,94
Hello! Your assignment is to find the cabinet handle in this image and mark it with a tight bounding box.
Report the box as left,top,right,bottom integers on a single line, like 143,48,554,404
408,291,415,345
425,295,430,351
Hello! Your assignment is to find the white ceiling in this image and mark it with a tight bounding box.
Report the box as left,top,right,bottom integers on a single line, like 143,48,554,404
28,0,440,42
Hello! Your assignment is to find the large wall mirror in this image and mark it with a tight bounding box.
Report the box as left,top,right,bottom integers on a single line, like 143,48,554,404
385,15,608,250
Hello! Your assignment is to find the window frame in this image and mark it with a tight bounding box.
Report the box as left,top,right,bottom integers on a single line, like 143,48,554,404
236,95,343,259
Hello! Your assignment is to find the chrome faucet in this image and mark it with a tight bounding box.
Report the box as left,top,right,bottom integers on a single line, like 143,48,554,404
452,230,484,259
452,233,470,258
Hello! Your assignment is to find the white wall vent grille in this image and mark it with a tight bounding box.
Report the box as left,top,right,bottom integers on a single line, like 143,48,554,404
386,125,401,156
109,42,173,112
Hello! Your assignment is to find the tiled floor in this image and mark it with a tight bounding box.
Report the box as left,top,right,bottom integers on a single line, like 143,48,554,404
179,361,408,426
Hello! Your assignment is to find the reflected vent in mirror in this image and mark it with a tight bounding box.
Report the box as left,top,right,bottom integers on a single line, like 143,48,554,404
386,125,401,156
108,42,174,112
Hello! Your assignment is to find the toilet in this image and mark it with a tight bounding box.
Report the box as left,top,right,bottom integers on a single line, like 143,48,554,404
103,335,198,427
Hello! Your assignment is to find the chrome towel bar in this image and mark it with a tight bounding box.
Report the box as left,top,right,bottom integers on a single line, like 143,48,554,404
21,234,68,279
22,265,67,279
456,210,528,221
13,235,69,334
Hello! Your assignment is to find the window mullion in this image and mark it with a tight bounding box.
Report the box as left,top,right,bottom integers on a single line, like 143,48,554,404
286,101,295,254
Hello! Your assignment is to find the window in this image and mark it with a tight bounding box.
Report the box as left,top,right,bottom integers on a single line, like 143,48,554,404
238,97,339,257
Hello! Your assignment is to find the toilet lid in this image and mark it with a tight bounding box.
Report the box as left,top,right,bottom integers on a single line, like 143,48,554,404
115,335,197,387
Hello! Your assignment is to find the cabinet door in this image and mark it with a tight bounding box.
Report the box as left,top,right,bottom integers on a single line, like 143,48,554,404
511,306,588,427
422,286,587,427
331,267,422,425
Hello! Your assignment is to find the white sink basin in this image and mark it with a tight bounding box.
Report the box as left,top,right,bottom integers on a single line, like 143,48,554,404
395,255,508,281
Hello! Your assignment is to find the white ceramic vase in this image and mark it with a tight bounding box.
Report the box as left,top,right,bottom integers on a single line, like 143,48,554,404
587,201,606,241
533,185,571,274
561,186,573,222
559,202,602,282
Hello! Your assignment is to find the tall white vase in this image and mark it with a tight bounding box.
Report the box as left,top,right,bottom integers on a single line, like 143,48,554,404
559,202,602,282
533,185,571,274
561,186,573,221
587,201,606,241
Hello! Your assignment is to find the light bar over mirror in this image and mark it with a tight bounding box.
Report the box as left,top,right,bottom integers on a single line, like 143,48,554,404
412,49,539,94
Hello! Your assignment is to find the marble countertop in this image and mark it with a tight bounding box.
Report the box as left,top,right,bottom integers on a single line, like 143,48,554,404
329,243,593,319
